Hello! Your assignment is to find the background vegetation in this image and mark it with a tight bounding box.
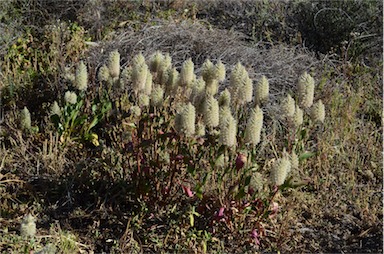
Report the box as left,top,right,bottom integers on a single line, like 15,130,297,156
0,0,382,253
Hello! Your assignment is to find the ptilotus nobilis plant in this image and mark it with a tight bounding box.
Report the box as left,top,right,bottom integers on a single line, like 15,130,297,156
75,61,88,91
36,49,328,249
89,50,325,195
20,214,36,238
297,71,315,109
93,48,324,154
20,106,31,131
255,75,269,106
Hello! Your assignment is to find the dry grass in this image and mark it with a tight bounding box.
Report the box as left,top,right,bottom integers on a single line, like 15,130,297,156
282,67,382,252
90,20,321,100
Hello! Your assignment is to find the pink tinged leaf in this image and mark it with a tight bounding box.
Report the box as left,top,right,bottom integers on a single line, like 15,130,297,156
162,186,169,196
218,207,225,217
182,185,194,197
269,202,279,218
251,229,260,245
271,202,279,213
235,153,247,170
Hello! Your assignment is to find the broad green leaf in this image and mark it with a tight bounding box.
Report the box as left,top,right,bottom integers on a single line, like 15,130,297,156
244,175,252,186
299,152,315,161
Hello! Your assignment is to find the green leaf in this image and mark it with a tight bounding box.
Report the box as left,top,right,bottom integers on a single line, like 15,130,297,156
202,241,207,254
90,133,99,147
50,114,61,128
189,213,194,227
187,164,196,175
244,175,252,186
195,184,203,199
74,115,87,126
31,126,39,133
235,187,246,200
87,117,99,132
300,128,307,136
217,145,226,154
91,104,97,113
101,101,112,114
243,205,252,214
202,172,210,186
280,176,309,190
299,152,315,161
125,122,136,128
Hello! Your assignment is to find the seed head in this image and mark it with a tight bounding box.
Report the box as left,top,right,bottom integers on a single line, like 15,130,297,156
20,107,31,130
243,76,253,103
144,72,153,95
219,108,237,147
298,72,315,108
310,100,325,123
165,67,179,94
132,55,148,94
150,85,164,107
108,50,120,79
255,75,269,105
159,53,173,85
20,214,36,238
75,61,88,91
175,102,196,137
64,91,77,104
244,106,263,145
202,95,219,128
205,79,219,96
218,88,231,108
130,105,141,117
215,60,226,82
149,51,164,73
292,104,303,127
120,66,132,88
291,150,299,171
50,101,61,116
190,77,206,101
98,64,110,82
202,59,215,82
249,172,263,194
180,58,194,88
281,94,295,118
229,62,249,105
219,106,232,129
64,66,75,82
138,94,149,107
196,121,206,137
270,157,291,186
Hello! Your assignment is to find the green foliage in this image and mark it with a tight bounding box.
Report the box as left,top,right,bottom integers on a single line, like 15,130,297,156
197,0,296,44
292,0,383,59
50,90,111,147
1,20,88,109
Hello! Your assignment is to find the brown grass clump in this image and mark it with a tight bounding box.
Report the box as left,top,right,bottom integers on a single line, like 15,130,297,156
89,20,320,97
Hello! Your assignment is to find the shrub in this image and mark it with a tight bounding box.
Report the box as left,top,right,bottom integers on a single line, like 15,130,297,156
292,0,383,61
90,50,326,250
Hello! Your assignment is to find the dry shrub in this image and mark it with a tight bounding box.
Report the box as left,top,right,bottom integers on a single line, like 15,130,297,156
89,20,321,99
194,0,295,44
